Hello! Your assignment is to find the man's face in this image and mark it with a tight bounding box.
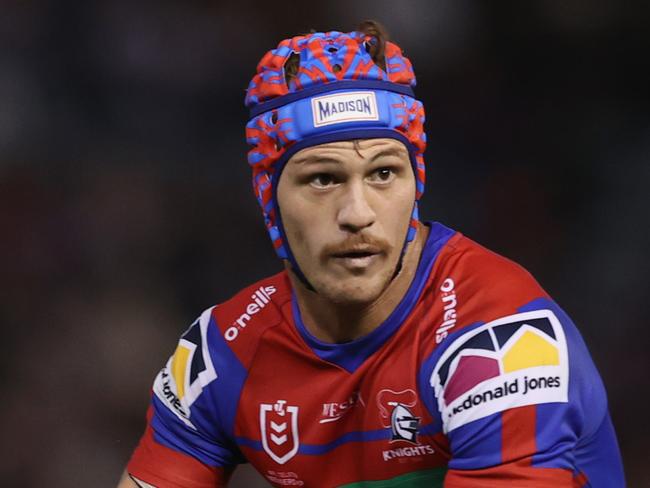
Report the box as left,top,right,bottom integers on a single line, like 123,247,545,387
277,138,416,305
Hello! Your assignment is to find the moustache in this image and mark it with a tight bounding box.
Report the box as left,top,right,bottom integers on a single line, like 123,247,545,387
321,234,392,260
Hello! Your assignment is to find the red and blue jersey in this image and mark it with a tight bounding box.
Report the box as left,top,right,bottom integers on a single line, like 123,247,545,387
127,222,624,487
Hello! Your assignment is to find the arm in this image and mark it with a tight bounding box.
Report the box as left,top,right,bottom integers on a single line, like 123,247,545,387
421,238,624,486
431,303,624,487
123,309,245,487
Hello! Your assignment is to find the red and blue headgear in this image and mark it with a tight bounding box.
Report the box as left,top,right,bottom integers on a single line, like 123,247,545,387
245,29,426,272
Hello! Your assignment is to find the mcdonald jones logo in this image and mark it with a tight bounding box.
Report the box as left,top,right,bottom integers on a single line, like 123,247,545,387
431,309,569,433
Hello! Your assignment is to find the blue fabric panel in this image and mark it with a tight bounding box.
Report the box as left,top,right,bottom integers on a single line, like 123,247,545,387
151,314,249,467
446,414,503,470
574,413,626,487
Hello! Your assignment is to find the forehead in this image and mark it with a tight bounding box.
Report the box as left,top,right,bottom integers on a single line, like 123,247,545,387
287,138,409,165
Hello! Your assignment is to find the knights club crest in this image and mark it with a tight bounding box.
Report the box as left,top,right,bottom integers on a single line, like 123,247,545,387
260,400,300,464
377,389,421,444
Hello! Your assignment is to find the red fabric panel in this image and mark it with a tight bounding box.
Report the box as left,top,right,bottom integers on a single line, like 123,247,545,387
501,406,537,466
445,460,573,487
445,406,573,487
127,407,232,488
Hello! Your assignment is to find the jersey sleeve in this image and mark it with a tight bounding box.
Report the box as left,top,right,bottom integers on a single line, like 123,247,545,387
127,308,248,487
422,240,625,487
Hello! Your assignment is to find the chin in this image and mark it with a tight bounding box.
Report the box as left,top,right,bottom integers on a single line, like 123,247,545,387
316,276,389,306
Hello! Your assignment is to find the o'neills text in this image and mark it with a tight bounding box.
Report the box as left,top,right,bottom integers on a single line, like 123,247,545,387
224,285,276,341
436,278,457,343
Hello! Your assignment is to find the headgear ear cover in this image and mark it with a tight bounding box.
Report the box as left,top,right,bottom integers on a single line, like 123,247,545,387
245,28,426,281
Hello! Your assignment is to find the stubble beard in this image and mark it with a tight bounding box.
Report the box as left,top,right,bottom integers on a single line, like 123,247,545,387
310,257,398,308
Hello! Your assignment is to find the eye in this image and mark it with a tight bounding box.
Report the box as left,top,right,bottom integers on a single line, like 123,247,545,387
309,173,338,189
369,167,395,183
376,168,392,180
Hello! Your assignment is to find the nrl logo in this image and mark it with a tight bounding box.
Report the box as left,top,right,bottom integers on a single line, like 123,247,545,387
377,389,421,444
260,400,300,465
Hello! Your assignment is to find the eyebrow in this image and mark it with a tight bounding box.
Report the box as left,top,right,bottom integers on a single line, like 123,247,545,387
292,147,408,166
292,156,342,166
369,147,408,162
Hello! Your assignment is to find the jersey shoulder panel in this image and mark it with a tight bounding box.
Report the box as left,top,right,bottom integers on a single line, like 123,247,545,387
148,306,245,464
430,232,549,343
210,270,292,367
425,299,624,485
137,272,291,472
415,232,624,485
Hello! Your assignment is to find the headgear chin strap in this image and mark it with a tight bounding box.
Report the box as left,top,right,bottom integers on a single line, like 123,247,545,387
245,30,426,286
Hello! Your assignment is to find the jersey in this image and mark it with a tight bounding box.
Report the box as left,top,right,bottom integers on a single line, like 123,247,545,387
127,222,625,487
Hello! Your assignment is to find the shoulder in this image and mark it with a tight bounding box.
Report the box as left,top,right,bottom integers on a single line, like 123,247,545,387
440,229,544,293
209,270,292,365
430,226,549,330
148,271,292,441
419,228,622,480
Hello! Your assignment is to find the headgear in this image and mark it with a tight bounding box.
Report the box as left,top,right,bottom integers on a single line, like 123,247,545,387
245,27,426,280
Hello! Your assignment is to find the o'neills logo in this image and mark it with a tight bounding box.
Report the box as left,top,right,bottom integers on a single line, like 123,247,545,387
436,278,457,343
311,91,379,127
224,285,276,341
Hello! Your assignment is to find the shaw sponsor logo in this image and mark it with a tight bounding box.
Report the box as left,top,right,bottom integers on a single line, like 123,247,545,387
435,277,457,344
430,309,569,433
260,400,300,465
224,285,276,341
153,309,218,428
319,391,365,424
382,445,435,462
311,91,379,127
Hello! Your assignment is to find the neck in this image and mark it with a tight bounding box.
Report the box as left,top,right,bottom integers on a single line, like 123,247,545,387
289,222,430,343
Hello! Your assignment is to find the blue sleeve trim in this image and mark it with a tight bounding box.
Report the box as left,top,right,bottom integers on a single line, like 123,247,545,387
148,313,250,467
237,424,443,457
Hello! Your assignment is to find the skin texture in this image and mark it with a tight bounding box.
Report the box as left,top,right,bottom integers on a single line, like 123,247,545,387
277,138,427,343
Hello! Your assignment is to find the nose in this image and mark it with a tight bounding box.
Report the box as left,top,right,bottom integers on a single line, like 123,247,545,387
337,181,376,233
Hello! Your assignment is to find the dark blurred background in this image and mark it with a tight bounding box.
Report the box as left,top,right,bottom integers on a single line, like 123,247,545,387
1,1,648,486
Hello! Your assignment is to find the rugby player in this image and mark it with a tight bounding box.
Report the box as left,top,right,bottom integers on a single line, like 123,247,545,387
117,21,625,487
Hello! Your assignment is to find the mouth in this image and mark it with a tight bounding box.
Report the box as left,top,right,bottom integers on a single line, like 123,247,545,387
330,247,382,269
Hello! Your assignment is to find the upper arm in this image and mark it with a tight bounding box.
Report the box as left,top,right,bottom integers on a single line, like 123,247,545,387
126,308,246,487
418,238,624,486
429,303,624,487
